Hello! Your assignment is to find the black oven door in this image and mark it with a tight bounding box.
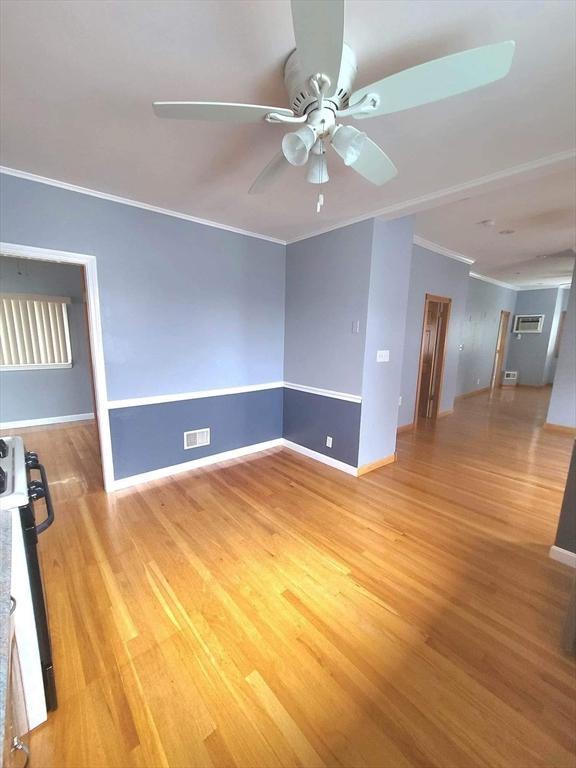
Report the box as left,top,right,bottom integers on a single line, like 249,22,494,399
18,453,57,711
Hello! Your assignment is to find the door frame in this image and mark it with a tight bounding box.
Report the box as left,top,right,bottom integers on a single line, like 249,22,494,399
0,241,114,491
490,310,511,389
414,293,452,423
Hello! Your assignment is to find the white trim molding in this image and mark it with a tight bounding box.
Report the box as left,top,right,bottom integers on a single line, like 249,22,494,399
4,150,574,249
111,439,284,491
287,150,576,244
0,412,95,430
549,545,576,568
470,272,519,290
108,381,361,409
108,381,284,410
110,436,361,491
0,166,284,245
413,236,475,265
283,382,362,403
281,439,358,475
0,242,115,492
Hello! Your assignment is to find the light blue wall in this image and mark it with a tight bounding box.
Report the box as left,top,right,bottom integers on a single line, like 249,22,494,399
0,254,94,422
0,174,286,402
284,221,373,396
1,172,286,480
547,275,575,428
505,288,559,386
545,287,570,384
398,246,469,427
458,277,517,395
358,217,413,466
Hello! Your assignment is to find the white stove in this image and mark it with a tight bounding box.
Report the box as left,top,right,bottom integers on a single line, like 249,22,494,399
0,435,57,740
0,438,29,512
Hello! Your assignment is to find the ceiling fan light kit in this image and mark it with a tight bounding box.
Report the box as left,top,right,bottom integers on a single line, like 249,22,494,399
307,149,329,185
331,125,367,166
282,125,317,166
153,0,516,201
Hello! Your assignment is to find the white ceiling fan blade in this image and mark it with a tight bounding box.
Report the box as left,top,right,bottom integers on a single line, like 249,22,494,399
153,102,294,123
248,152,290,195
350,41,516,119
349,138,398,186
290,0,345,96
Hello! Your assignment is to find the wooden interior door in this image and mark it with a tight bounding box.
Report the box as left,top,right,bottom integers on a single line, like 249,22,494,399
416,294,451,421
491,310,510,389
418,302,440,418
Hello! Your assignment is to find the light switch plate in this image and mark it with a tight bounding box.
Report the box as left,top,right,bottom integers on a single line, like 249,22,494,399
376,350,390,362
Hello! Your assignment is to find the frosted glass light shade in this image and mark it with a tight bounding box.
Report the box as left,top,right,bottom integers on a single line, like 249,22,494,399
331,125,367,165
282,126,317,166
307,153,329,184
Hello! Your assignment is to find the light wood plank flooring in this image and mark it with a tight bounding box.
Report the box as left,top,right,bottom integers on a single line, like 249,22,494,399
10,387,576,767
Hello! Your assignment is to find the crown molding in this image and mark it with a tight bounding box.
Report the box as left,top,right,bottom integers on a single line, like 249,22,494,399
469,272,518,290
413,236,475,264
285,149,576,244
2,148,574,248
470,273,573,291
515,283,571,291
0,166,286,245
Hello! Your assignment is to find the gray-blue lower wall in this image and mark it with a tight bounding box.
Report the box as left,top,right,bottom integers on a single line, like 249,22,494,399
109,386,362,479
109,388,283,480
283,388,361,467
555,440,576,555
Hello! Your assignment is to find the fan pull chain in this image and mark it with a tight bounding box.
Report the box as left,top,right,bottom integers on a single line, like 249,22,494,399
315,133,326,213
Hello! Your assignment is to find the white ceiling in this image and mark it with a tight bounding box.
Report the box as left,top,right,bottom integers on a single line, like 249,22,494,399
415,167,576,287
1,0,575,251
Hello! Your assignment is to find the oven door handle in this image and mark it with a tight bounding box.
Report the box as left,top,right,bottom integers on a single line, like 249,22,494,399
28,463,55,535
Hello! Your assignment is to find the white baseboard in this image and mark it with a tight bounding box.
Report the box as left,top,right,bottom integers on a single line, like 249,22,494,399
111,438,284,491
549,545,576,568
110,436,361,492
280,439,359,476
0,412,95,430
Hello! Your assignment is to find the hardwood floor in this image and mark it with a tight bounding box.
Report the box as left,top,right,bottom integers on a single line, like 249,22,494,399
10,387,576,767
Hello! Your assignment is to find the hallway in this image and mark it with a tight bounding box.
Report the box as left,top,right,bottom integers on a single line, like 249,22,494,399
13,387,575,768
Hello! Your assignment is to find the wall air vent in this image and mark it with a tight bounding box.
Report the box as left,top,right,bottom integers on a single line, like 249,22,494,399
502,370,518,386
183,428,210,450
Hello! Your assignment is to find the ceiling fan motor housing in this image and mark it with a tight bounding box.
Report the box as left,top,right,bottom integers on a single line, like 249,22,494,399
284,43,357,116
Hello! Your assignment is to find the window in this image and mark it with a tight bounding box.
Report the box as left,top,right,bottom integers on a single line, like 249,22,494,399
0,293,72,371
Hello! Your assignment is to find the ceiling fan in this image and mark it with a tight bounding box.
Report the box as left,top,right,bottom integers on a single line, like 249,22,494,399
153,0,515,195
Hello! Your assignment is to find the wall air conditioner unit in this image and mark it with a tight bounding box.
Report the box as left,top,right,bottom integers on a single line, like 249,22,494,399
502,370,518,386
513,314,545,334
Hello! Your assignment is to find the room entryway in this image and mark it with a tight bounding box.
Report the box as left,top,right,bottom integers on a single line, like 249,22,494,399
0,245,110,490
415,293,451,421
491,309,511,390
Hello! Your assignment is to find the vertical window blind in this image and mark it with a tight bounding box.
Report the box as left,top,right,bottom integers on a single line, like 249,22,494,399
0,293,72,370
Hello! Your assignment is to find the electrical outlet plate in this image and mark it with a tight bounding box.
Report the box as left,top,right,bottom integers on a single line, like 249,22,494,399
326,436,333,448
376,350,390,362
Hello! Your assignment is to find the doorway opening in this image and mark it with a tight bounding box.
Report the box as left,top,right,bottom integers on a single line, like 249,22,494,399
0,254,104,490
0,242,112,490
491,310,511,389
415,293,451,421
